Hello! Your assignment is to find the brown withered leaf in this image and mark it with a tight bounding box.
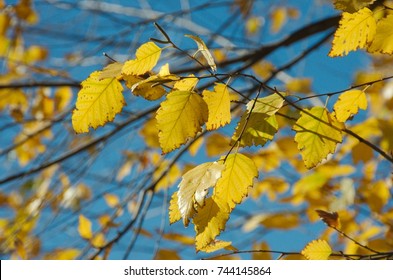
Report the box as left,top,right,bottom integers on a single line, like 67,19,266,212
315,209,341,229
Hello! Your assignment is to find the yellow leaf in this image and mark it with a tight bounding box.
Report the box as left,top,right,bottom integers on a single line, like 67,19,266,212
156,90,208,153
104,193,119,208
286,78,312,94
206,133,230,157
251,177,289,201
0,88,28,118
169,191,181,224
121,42,161,75
154,249,181,260
188,136,204,156
177,161,225,226
99,62,123,80
78,214,92,240
246,16,262,35
334,90,367,122
293,107,343,169
302,239,332,260
194,197,230,251
232,93,284,147
162,232,194,246
252,60,275,79
153,161,181,191
123,75,166,100
203,83,231,130
215,153,258,210
45,249,80,260
91,233,106,248
72,71,125,133
362,180,390,213
139,116,160,148
185,34,216,72
131,63,179,92
199,240,234,253
173,75,199,91
54,86,72,112
333,0,376,13
260,213,300,229
270,7,287,33
252,242,272,260
368,15,393,55
329,7,376,57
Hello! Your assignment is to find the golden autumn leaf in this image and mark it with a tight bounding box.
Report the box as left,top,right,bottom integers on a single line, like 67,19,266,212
368,15,393,55
156,90,208,153
286,78,312,94
104,193,119,208
202,83,231,130
72,71,125,133
169,191,181,224
199,240,235,253
173,75,199,91
123,74,166,101
329,7,376,57
99,62,123,80
301,239,332,260
121,42,161,75
333,0,376,13
315,209,341,229
194,197,230,251
293,107,343,169
270,7,287,33
232,93,284,147
177,161,225,226
161,232,195,246
185,34,216,72
130,63,179,92
334,90,367,122
78,214,93,240
215,153,258,210
154,249,181,260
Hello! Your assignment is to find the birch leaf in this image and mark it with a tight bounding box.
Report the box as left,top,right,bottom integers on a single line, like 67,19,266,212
301,239,332,260
156,90,208,153
329,7,376,57
368,15,393,55
334,89,367,122
202,83,231,130
177,161,225,226
122,42,161,75
72,71,125,133
293,107,343,168
185,34,217,72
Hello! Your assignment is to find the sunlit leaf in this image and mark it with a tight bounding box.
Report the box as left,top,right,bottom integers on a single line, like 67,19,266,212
215,153,258,210
302,239,332,260
329,7,376,57
78,214,92,240
232,93,284,147
194,197,229,250
293,107,343,168
203,83,231,130
169,191,181,224
156,90,208,153
368,14,393,55
177,161,225,226
185,34,216,72
123,75,166,100
72,71,125,133
199,240,235,253
333,0,376,13
122,42,161,75
334,90,367,122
